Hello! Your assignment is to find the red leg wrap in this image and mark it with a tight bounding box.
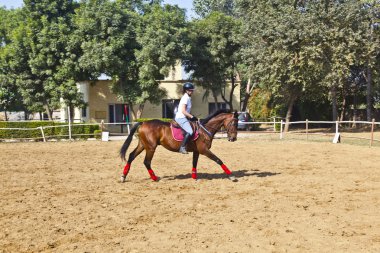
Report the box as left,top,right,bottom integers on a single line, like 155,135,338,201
148,169,158,181
221,164,232,175
192,168,197,179
123,163,131,176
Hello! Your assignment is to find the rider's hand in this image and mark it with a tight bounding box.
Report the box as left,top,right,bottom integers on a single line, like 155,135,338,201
190,116,198,122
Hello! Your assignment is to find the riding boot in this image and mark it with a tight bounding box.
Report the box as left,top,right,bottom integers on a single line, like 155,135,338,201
179,133,191,154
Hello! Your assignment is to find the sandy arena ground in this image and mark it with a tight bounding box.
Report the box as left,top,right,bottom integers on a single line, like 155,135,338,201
1,138,380,253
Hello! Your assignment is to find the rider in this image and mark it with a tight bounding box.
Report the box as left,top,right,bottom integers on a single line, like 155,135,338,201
175,82,198,154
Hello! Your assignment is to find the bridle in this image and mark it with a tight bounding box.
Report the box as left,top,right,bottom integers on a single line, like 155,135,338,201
225,118,238,137
196,115,238,138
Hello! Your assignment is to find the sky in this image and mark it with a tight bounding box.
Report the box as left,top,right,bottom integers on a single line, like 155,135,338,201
0,0,195,18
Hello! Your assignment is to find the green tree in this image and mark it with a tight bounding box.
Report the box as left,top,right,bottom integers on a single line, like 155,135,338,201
8,0,83,120
0,7,26,120
317,0,372,121
134,3,188,117
238,0,326,130
193,0,235,17
185,11,241,110
237,0,380,126
75,0,187,118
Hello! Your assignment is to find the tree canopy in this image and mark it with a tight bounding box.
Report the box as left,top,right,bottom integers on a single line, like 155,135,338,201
238,0,380,124
0,0,380,124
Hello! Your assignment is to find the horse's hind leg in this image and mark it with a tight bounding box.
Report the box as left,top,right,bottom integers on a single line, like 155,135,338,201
192,151,199,180
201,149,237,182
121,143,144,182
143,148,158,181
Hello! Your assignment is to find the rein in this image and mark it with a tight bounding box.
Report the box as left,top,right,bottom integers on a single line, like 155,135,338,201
197,121,213,137
197,114,238,137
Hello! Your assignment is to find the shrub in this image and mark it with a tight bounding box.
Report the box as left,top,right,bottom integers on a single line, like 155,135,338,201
135,118,172,123
94,130,102,140
0,121,99,140
248,88,273,120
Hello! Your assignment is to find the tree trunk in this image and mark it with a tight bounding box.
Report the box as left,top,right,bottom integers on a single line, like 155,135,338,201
339,96,346,122
241,78,254,112
68,105,75,122
284,94,297,132
352,87,358,128
44,103,53,121
228,74,236,110
4,110,8,121
331,86,338,121
129,103,136,121
136,104,145,119
212,91,219,110
366,67,372,121
221,73,238,111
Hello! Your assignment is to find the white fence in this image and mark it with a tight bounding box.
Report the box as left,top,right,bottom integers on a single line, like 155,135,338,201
1,119,379,147
238,119,380,147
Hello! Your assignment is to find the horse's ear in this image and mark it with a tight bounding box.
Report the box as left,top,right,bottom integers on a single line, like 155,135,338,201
233,110,238,118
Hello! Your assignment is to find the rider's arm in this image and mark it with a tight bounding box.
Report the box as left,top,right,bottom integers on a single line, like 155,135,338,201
180,104,194,119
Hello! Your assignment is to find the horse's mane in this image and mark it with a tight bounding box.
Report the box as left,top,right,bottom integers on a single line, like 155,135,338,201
201,109,232,124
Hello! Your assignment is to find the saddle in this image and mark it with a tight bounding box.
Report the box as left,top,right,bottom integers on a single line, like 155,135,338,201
170,121,199,142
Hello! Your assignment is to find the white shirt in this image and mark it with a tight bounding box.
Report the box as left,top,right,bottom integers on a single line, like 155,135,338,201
175,93,192,119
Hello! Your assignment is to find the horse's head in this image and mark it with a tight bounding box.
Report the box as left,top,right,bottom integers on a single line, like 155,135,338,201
223,111,238,142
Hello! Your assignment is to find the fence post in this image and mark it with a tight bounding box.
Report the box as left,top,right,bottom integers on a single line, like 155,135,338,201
370,118,375,147
273,117,276,132
68,107,72,140
331,120,341,143
39,126,46,142
280,120,283,139
306,119,309,141
101,120,105,132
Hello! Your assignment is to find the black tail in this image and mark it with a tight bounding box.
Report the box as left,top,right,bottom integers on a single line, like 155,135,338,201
120,122,142,161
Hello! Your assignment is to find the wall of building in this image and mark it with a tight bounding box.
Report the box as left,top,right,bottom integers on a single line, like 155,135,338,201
82,79,240,123
71,62,240,123
141,81,240,119
87,81,120,122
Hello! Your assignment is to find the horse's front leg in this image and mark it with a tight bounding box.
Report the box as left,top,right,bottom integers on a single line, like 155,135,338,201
201,149,237,182
192,151,199,180
143,148,158,181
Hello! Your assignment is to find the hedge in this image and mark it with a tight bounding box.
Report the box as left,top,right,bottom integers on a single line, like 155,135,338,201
0,121,99,140
134,118,172,123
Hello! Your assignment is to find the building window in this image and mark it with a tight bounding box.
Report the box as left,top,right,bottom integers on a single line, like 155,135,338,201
82,107,87,117
109,104,130,123
162,99,180,119
208,102,227,114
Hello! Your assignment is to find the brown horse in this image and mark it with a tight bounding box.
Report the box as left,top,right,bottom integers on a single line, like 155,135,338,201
119,109,239,182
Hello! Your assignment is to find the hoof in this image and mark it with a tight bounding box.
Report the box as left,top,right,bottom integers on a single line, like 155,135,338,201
229,176,238,182
150,175,159,182
120,175,126,183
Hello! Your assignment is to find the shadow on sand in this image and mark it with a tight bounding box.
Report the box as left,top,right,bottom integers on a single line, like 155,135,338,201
162,169,281,181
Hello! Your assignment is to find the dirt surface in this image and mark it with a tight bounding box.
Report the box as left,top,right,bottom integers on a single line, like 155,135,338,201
1,138,380,253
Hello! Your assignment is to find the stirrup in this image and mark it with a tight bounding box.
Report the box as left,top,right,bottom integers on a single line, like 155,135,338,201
179,146,188,154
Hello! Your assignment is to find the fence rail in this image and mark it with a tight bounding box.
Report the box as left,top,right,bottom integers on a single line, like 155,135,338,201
238,119,380,147
1,119,379,147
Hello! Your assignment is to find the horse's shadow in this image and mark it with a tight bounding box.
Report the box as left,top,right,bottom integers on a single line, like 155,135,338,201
162,169,280,181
